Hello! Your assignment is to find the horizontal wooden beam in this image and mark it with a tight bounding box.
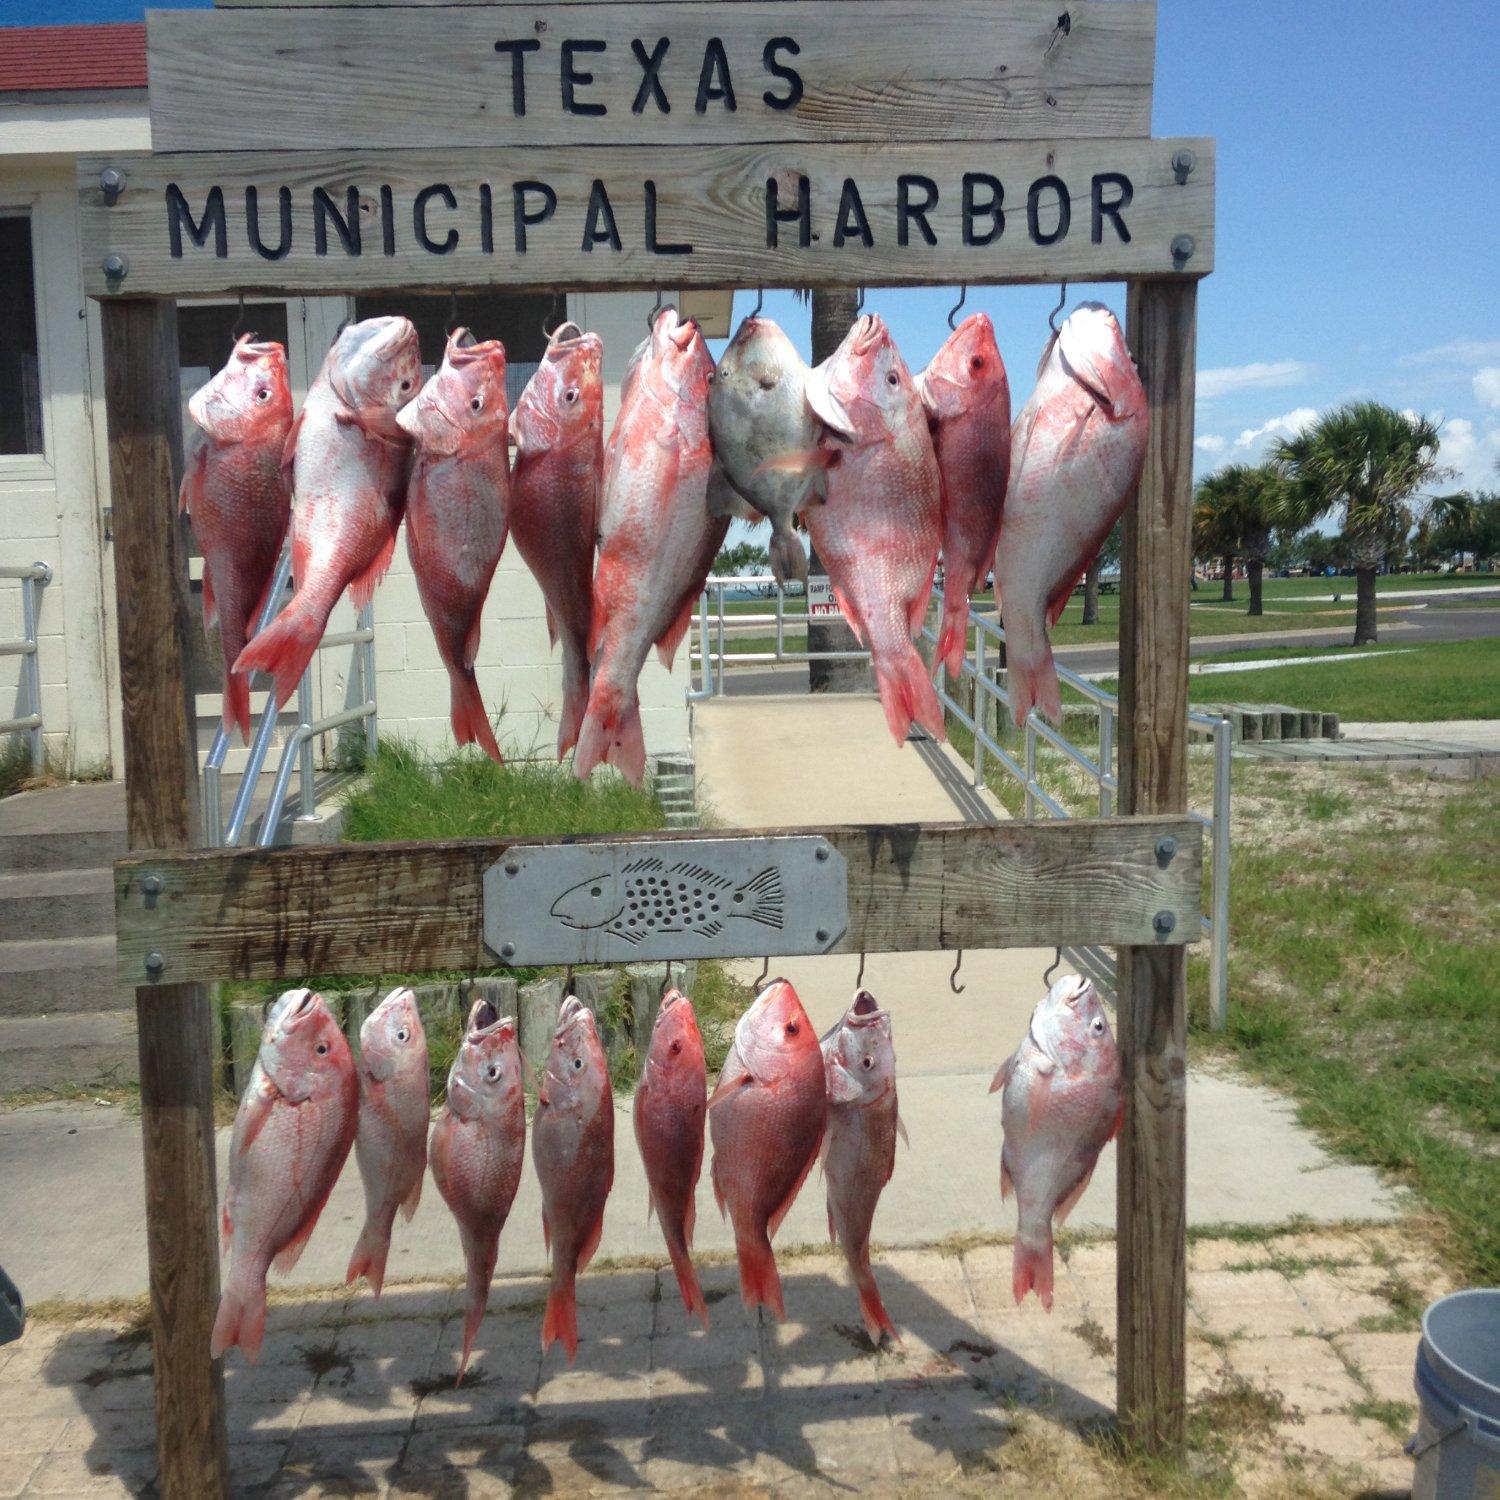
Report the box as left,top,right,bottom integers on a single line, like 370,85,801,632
115,817,1203,987
150,2,1154,153
79,137,1212,299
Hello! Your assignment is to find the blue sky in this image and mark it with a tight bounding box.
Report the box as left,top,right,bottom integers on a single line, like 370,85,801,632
12,0,1500,490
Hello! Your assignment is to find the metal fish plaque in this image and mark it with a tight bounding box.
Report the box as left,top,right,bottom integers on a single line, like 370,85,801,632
482,835,848,965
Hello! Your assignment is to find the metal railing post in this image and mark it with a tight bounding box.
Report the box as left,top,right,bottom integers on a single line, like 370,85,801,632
1024,716,1037,819
362,602,378,761
972,631,986,787
715,585,726,697
21,565,48,774
1210,715,1232,1031
1099,704,1115,818
296,670,316,819
775,584,785,662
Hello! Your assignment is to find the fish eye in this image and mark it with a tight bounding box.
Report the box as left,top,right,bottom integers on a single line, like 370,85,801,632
1091,1017,1105,1035
485,1062,502,1081
255,387,272,403
395,1026,409,1044
785,1021,799,1036
573,1056,584,1070
399,379,413,392
315,1042,329,1056
862,1056,874,1069
564,388,579,404
885,371,900,386
670,1039,682,1056
970,355,985,371
469,395,483,413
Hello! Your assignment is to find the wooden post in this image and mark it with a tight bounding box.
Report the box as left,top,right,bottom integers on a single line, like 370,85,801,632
101,298,231,1500
1116,278,1197,1456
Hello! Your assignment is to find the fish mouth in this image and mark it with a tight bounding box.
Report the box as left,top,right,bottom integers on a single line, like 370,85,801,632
851,989,881,1017
655,989,688,1024
850,314,885,357
279,987,319,1031
555,995,593,1039
668,316,700,352
446,330,506,370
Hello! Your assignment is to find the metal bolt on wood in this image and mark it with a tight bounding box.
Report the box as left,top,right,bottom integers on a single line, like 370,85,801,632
1153,911,1176,936
1155,836,1177,865
144,949,166,975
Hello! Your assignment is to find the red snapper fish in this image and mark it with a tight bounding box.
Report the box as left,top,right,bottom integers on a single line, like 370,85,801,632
180,336,294,741
916,314,1012,677
576,308,728,783
346,986,429,1299
212,989,358,1361
990,974,1122,1309
397,329,510,762
633,989,709,1328
428,999,526,1380
509,323,604,759
234,315,420,708
532,997,615,1362
822,990,904,1343
708,979,826,1319
803,315,945,745
994,302,1147,725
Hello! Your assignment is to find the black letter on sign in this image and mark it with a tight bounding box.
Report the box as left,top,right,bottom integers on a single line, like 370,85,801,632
379,185,396,256
762,37,803,110
632,38,670,114
245,186,291,261
513,180,557,253
962,173,1004,247
562,40,608,116
765,175,811,249
833,178,873,249
493,39,541,116
583,180,622,252
1027,175,1071,246
696,38,736,112
166,184,226,259
415,184,459,255
313,185,361,256
897,175,939,247
645,180,693,255
480,184,494,254
1091,172,1133,244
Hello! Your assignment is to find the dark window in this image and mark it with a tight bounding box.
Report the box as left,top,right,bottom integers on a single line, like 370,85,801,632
0,217,44,456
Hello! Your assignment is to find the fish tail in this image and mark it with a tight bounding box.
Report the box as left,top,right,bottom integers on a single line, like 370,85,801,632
735,1228,786,1321
449,667,503,764
541,1268,580,1364
455,1230,498,1383
769,525,809,589
557,648,590,760
574,676,645,786
666,1236,710,1331
1012,1229,1055,1311
210,1268,268,1363
233,605,327,713
852,1253,899,1345
936,589,972,678
1006,641,1063,729
345,1215,392,1300
222,665,253,744
872,642,947,745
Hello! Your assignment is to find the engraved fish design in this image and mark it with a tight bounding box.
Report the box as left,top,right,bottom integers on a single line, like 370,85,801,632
549,859,783,944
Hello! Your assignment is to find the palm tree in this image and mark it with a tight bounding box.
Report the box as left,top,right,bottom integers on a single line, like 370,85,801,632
1274,403,1445,644
1193,470,1245,603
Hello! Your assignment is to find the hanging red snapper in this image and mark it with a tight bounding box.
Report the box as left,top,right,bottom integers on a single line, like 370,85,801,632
576,309,728,784
212,989,358,1362
234,316,419,709
990,974,1122,1310
995,303,1147,725
822,990,904,1343
509,323,604,760
532,997,615,1362
428,999,526,1381
709,979,826,1319
917,314,1011,677
803,315,944,745
180,336,294,742
396,329,510,763
346,986,429,1299
633,989,709,1328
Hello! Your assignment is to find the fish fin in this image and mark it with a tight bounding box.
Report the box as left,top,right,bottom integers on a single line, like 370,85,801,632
712,1159,728,1219
1110,1097,1125,1143
401,1171,424,1223
456,1227,498,1383
541,1270,579,1364
199,559,218,636
1012,1233,1055,1311
1052,1160,1099,1230
769,525,809,589
1000,1147,1014,1202
271,1210,322,1275
707,1057,754,1110
854,1260,899,1345
345,1217,391,1299
1046,564,1090,630
449,668,503,764
279,408,305,487
1027,1070,1056,1131
347,525,398,612
574,677,645,785
906,563,938,642
734,866,784,931
541,1209,551,1255
827,1204,837,1244
220,1199,234,1255
804,361,858,441
872,644,947,745
735,1230,786,1320
937,589,974,677
543,603,558,650
233,607,326,713
654,593,697,673
989,1053,1016,1095
751,446,838,479
179,439,206,517
826,1056,861,1104
767,1135,821,1240
830,584,866,645
210,1274,267,1363
462,609,485,673
896,1113,910,1149
667,1241,709,1330
222,660,252,745
1007,649,1063,729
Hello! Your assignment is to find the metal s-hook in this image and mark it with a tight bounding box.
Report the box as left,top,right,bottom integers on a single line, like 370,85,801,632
947,285,968,332
949,949,966,994
1048,282,1068,335
855,287,867,315
749,288,765,319
755,957,770,989
1043,946,1063,986
856,952,867,989
563,964,575,996
446,287,460,336
229,291,248,344
660,959,674,1000
647,289,665,330
542,291,564,339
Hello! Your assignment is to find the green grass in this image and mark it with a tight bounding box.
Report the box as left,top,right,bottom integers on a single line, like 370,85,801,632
0,736,30,799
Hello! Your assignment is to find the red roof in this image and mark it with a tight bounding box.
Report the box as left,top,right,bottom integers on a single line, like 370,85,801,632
0,24,148,94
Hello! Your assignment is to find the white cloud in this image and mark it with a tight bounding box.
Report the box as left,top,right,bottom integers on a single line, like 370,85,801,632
1232,407,1319,455
1473,367,1500,412
1400,338,1500,368
1196,360,1314,400
1438,416,1500,491
1194,434,1227,456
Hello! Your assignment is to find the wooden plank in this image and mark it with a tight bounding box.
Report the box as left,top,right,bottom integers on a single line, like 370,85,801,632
1116,277,1197,1457
153,1,1154,150
101,299,230,1500
79,136,1212,299
114,816,1202,987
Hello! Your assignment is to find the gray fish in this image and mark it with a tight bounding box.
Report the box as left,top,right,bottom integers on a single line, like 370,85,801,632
708,317,826,587
550,857,783,943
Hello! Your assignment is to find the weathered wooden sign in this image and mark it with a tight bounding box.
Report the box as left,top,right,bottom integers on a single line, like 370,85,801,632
79,138,1212,297
149,1,1157,152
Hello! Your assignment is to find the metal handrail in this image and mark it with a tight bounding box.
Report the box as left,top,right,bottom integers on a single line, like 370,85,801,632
0,561,52,774
202,548,377,847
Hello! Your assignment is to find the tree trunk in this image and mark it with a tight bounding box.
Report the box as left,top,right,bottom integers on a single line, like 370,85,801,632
807,289,867,694
1220,555,1234,601
1082,556,1102,625
1353,567,1378,644
1247,560,1264,616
